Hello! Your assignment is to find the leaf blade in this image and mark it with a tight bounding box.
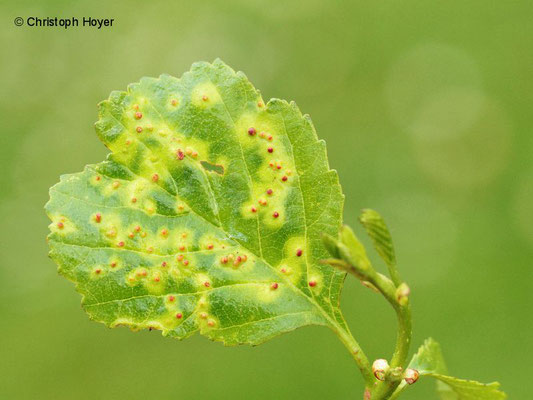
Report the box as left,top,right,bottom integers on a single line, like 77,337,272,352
46,59,347,345
400,338,507,400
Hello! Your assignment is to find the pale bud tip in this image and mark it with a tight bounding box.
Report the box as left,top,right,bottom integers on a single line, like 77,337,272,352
404,368,419,385
372,359,390,381
396,283,411,306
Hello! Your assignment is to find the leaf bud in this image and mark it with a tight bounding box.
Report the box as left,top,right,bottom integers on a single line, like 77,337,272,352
396,282,410,306
372,359,390,381
404,368,419,385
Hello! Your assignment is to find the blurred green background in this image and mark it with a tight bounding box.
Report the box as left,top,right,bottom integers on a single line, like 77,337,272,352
1,1,531,399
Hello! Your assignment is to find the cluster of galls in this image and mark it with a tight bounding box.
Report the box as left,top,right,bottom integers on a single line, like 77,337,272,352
247,126,295,219
219,253,248,267
131,103,201,162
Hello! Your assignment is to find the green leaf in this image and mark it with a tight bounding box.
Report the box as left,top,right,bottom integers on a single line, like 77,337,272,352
321,232,341,259
359,209,400,285
401,338,507,400
359,209,396,266
338,224,372,272
432,376,506,400
409,337,448,375
45,59,348,346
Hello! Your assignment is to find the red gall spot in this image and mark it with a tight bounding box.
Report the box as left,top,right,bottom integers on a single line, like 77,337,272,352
161,228,168,236
175,312,183,319
136,126,143,133
177,204,185,211
258,101,263,107
276,164,282,170
280,267,287,273
140,232,147,238
296,249,303,257
177,254,184,261
267,147,274,153
153,276,160,282
281,176,288,182
271,282,279,290
204,281,210,287
207,320,215,327
207,243,214,250
183,260,189,266
273,211,279,218
181,233,187,238
110,261,117,268
141,270,147,276
161,261,167,267
117,241,125,247
248,127,256,136
128,233,134,239
57,222,64,229
133,104,139,110
134,112,142,120
147,246,154,253
168,295,175,301
259,132,266,138
176,149,185,160
266,189,273,195
131,197,137,203
269,161,274,167
179,245,186,251
152,173,159,182
308,281,317,287
250,206,257,213
95,175,101,181
134,225,141,232
95,268,102,274
267,135,273,141
125,139,131,145
200,312,208,319
202,95,208,101
186,148,193,155
191,151,198,158
242,254,248,262
128,277,135,282
220,256,228,264
258,198,267,206
171,99,178,106
236,255,242,263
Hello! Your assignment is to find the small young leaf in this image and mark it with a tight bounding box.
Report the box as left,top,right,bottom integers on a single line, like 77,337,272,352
359,209,401,285
432,375,506,400
321,232,341,259
338,225,372,272
397,338,507,400
359,209,396,265
409,337,448,375
45,59,349,346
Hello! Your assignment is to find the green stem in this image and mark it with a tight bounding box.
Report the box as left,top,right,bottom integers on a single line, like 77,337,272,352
367,273,412,400
388,382,407,400
343,267,413,400
333,321,374,386
370,273,412,369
